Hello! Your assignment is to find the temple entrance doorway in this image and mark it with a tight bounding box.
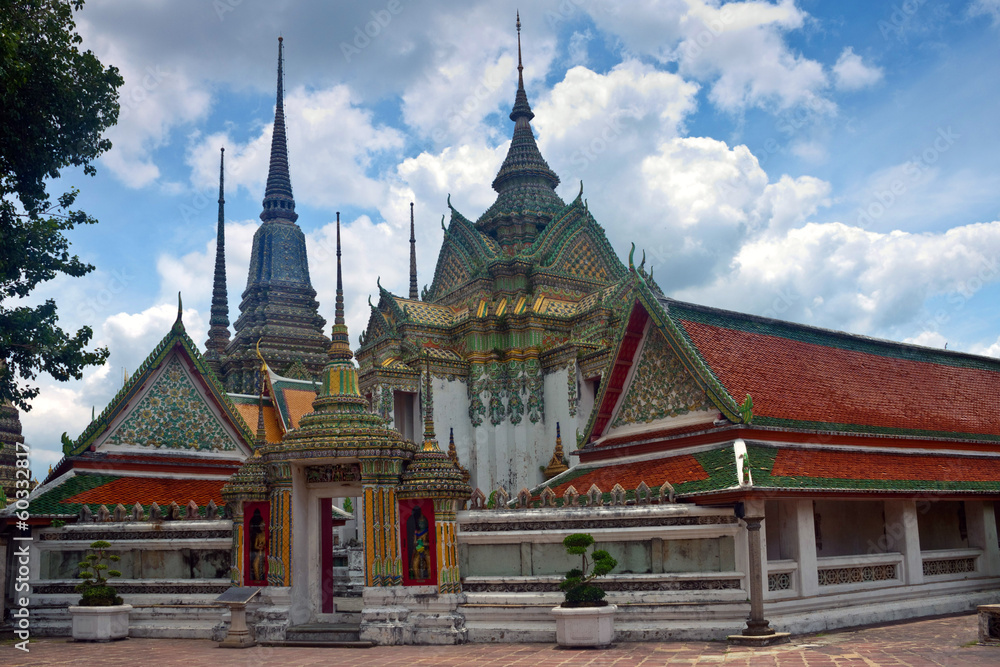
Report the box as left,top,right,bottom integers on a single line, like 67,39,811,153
291,460,364,627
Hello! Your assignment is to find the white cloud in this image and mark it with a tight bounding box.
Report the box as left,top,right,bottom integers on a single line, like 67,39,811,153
904,331,948,348
832,47,883,91
589,0,830,114
970,0,1000,25
681,220,1000,335
187,85,404,211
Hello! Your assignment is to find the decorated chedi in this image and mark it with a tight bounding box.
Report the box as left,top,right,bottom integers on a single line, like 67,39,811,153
0,400,25,502
273,214,416,589
222,37,329,393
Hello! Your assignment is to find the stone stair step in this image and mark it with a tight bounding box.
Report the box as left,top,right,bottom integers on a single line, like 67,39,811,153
286,622,361,643
258,639,374,648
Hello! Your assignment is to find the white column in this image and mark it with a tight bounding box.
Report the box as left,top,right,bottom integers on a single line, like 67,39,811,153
793,500,819,596
884,500,923,585
966,501,1000,576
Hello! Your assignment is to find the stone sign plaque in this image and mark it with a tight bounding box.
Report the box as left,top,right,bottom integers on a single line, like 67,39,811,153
215,587,261,605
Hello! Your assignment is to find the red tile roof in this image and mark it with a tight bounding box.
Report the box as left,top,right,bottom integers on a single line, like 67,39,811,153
772,448,1000,483
63,477,226,508
676,316,1000,438
547,454,709,496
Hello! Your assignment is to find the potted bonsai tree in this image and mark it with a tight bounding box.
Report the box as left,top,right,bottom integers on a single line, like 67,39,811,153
69,540,132,641
551,533,618,647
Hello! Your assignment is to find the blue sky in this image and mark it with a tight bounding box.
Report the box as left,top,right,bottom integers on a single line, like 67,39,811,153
17,0,1000,472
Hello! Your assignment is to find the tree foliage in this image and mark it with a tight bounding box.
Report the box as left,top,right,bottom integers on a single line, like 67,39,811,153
559,533,617,607
0,0,122,409
75,539,124,606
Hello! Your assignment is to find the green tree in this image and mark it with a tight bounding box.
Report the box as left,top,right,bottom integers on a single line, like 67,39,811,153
0,0,122,410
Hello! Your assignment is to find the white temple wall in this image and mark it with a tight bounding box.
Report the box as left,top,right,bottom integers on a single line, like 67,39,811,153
431,376,475,479
435,367,574,495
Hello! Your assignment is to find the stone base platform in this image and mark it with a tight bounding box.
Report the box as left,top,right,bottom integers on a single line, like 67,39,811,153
727,632,791,646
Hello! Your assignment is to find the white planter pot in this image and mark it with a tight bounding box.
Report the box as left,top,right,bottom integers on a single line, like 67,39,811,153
69,604,132,642
551,604,616,647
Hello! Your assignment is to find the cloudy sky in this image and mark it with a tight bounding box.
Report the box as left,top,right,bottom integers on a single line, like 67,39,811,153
17,0,1000,471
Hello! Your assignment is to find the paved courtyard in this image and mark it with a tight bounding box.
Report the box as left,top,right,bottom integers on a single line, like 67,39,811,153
3,613,997,666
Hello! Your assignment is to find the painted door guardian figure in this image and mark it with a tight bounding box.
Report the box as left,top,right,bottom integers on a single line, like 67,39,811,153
408,506,432,581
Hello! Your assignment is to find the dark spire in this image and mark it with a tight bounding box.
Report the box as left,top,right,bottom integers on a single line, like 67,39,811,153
205,147,231,373
222,37,329,393
409,202,418,300
476,13,564,247
260,36,297,223
328,212,352,361
511,10,533,123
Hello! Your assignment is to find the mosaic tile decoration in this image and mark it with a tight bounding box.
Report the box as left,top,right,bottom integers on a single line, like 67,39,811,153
104,355,238,451
611,327,714,428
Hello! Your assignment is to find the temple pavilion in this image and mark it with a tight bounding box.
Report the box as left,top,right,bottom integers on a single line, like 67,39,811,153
2,18,1000,645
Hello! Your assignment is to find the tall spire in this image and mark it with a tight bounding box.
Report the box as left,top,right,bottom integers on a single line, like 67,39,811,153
476,13,564,249
222,36,329,394
260,36,297,223
511,10,532,123
422,353,436,445
205,147,231,374
409,202,418,300
328,212,352,361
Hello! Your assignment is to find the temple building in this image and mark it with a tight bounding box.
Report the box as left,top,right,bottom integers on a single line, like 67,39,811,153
3,19,1000,645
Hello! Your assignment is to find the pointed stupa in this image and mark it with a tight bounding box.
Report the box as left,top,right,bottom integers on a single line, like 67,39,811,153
409,202,418,300
277,214,415,460
204,147,231,377
0,400,25,500
398,356,471,500
476,12,565,252
222,37,330,394
543,422,569,480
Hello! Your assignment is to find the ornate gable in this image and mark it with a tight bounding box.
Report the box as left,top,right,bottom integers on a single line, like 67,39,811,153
525,195,627,286
66,312,254,458
610,326,715,429
425,207,500,302
101,354,242,452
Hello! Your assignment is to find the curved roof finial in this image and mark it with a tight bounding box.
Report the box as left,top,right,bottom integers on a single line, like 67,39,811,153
441,214,446,231
175,291,183,323
628,242,636,271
